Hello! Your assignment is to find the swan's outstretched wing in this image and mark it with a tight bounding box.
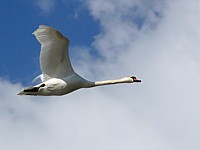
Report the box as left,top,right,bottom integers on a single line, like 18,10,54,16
33,25,74,81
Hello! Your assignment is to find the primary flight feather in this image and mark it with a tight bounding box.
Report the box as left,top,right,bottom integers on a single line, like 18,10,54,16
18,25,141,96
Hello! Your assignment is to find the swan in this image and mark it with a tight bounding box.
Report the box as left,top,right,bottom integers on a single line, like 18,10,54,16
18,25,141,96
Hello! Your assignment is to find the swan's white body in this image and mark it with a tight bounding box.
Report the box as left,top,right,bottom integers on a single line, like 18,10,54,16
18,25,141,96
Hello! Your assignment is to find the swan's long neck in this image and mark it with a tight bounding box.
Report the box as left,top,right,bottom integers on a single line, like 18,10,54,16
94,77,133,87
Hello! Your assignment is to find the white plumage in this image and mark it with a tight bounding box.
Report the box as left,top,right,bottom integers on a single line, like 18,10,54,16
18,25,141,96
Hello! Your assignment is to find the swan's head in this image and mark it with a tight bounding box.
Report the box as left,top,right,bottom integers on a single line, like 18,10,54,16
130,76,142,83
120,76,141,83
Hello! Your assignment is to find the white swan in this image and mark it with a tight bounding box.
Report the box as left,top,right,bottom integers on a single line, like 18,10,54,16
18,25,141,96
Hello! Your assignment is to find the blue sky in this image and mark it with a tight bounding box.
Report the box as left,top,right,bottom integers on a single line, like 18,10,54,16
1,0,200,150
0,0,99,84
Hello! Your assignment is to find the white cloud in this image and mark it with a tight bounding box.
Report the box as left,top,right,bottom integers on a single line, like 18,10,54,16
85,0,200,149
0,79,172,150
84,0,166,61
1,0,200,149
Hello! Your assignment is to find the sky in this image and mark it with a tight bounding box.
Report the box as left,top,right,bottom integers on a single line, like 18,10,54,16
0,0,200,150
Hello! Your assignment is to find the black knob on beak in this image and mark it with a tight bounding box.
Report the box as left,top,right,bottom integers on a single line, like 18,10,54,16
130,76,142,82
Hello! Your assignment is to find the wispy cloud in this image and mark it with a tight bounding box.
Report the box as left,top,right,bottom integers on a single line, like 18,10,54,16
84,0,165,61
35,0,56,13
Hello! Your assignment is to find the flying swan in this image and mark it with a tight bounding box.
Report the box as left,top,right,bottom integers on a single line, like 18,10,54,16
18,25,141,96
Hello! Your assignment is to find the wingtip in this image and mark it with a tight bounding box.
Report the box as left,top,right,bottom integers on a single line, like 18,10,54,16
32,31,36,35
32,26,39,35
32,25,49,35
39,25,50,28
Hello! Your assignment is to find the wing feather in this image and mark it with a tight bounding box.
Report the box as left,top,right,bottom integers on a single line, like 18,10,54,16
33,25,74,81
